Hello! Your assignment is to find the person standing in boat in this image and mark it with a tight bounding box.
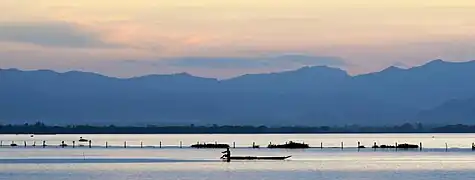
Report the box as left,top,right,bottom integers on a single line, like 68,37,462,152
221,147,231,162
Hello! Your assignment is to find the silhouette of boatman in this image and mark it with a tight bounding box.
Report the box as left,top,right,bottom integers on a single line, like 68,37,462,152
221,147,231,162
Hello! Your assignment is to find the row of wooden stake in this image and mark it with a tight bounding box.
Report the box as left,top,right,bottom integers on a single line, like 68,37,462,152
0,140,470,151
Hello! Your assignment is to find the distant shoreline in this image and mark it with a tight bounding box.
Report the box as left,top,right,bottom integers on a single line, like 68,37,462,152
1,123,475,134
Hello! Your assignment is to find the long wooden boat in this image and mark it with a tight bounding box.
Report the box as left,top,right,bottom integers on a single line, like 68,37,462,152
225,156,291,160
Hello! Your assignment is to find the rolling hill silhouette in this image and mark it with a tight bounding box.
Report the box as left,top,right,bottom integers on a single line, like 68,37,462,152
1,59,474,126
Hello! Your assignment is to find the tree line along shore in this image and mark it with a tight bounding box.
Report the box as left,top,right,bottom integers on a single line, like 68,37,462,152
1,122,474,134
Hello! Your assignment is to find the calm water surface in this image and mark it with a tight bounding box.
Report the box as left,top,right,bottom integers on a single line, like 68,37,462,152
1,133,475,180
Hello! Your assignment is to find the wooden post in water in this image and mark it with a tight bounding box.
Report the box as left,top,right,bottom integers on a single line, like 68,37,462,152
321,142,323,149
24,141,27,147
420,142,423,151
141,141,143,148
1,140,2,147
73,141,75,148
33,141,36,147
88,140,92,148
124,141,127,148
445,143,448,152
43,141,46,148
233,142,236,149
341,142,344,150
105,141,108,148
159,141,162,148
395,142,398,151
180,141,183,148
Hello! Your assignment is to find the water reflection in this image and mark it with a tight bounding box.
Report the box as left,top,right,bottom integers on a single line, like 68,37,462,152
2,134,475,180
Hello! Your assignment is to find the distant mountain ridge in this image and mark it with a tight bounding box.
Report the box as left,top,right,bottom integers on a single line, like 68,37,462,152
416,97,475,125
1,59,475,126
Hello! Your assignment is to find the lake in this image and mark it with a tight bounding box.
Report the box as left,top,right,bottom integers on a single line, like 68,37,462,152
1,133,475,180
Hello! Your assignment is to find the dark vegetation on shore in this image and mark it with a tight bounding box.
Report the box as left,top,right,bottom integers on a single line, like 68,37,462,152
1,122,475,134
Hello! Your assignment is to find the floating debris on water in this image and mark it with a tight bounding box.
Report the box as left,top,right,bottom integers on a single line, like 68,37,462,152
191,143,230,149
268,141,310,149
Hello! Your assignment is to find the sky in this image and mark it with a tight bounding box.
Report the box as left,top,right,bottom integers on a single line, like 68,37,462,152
1,0,475,78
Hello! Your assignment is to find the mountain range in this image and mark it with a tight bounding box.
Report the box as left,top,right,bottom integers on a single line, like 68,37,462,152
1,59,475,126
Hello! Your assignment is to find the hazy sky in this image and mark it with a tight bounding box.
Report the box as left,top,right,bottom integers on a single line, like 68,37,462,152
1,0,475,78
